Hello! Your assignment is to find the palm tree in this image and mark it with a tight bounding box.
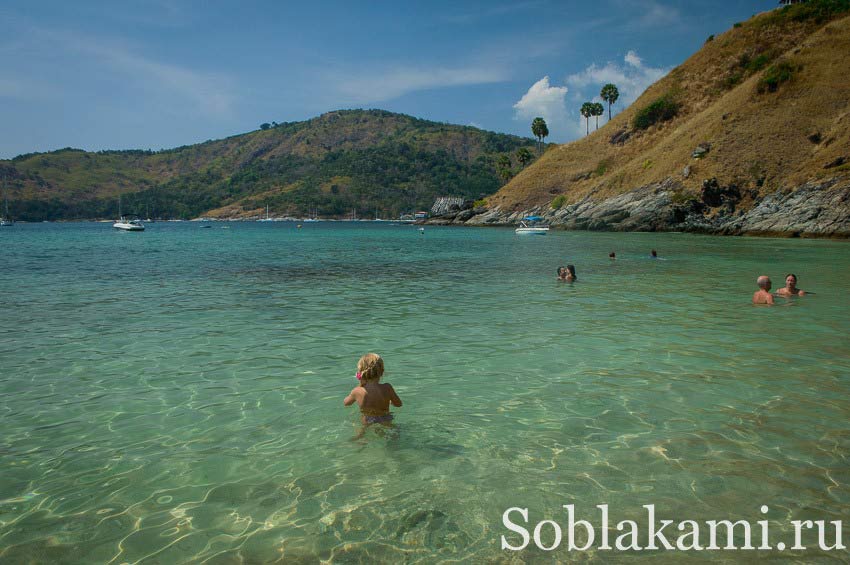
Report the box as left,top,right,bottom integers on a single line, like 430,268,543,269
580,103,593,136
593,102,605,130
600,83,620,120
531,117,549,154
496,154,513,183
515,147,533,168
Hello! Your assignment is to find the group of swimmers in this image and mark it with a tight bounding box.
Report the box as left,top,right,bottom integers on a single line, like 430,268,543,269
556,249,659,281
752,273,806,304
344,263,805,430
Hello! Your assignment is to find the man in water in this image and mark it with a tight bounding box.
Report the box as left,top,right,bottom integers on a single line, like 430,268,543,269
775,273,806,297
752,276,774,305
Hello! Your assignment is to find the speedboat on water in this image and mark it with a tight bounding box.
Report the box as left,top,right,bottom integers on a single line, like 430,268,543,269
515,216,549,235
113,216,145,231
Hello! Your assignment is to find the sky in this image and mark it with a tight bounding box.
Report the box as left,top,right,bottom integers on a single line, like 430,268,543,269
0,0,775,159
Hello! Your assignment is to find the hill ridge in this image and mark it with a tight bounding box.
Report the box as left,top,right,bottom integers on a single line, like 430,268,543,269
0,109,536,221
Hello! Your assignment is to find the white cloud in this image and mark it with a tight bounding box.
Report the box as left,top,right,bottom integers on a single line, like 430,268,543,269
565,50,669,137
512,76,569,133
624,50,642,68
330,66,507,105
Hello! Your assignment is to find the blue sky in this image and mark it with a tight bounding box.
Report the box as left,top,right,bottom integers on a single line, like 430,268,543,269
0,0,773,158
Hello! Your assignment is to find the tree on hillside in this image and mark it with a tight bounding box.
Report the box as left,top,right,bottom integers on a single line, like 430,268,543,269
260,123,271,130
580,103,594,136
592,102,605,130
516,147,533,169
496,154,513,183
600,83,619,120
531,117,549,154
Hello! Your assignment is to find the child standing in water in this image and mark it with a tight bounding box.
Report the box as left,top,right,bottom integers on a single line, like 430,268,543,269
344,353,402,425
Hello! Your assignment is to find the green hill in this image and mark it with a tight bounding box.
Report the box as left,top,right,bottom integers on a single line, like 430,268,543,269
0,110,536,221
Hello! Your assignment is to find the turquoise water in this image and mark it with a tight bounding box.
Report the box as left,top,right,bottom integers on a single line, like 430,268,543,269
1,222,849,563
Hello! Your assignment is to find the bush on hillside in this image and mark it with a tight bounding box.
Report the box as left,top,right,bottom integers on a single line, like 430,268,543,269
551,195,567,209
760,0,850,26
632,94,681,130
757,60,798,93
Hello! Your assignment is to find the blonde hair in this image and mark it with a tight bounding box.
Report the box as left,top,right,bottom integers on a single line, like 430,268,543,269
357,353,384,386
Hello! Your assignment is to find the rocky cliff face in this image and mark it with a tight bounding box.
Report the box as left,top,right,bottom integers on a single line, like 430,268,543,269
430,176,850,237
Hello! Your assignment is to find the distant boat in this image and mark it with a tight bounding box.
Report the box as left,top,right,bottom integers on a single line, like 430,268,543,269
113,194,145,231
515,216,549,235
258,205,273,222
1,175,13,227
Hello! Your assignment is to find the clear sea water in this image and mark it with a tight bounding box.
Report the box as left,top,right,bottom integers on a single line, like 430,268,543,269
1,221,849,563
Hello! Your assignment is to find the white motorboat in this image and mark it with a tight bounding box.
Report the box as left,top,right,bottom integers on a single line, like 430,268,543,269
113,193,144,230
515,216,549,235
113,217,145,231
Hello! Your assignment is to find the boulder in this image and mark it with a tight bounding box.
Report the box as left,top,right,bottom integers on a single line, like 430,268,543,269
692,143,711,159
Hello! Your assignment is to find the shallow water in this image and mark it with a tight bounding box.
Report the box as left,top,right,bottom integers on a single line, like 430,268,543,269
1,222,849,563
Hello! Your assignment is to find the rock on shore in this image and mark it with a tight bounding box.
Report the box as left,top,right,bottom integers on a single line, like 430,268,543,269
431,177,850,237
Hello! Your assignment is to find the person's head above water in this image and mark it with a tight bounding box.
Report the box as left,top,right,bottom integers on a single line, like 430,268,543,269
557,266,566,277
785,273,798,288
357,353,384,385
757,275,771,290
609,252,616,259
651,249,657,258
565,264,576,279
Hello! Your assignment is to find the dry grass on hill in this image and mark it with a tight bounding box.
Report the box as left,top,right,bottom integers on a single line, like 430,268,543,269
490,11,850,212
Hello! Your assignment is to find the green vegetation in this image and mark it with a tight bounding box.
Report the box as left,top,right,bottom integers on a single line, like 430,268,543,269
632,93,681,130
515,147,533,169
759,0,850,26
705,34,715,43
496,154,514,183
594,159,610,177
600,83,619,120
592,102,604,130
473,198,488,208
734,22,743,28
531,117,549,154
580,102,594,135
551,195,567,209
2,110,536,221
757,60,799,93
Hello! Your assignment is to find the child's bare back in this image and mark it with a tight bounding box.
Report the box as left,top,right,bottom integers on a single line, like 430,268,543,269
343,353,402,425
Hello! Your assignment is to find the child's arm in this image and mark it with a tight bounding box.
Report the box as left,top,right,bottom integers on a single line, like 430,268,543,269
343,387,361,407
385,384,403,407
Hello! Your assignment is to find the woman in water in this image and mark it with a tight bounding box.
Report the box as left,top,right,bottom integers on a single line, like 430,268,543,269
775,273,806,297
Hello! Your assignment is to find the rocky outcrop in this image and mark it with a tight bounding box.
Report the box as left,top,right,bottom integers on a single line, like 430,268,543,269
430,196,468,216
449,177,850,237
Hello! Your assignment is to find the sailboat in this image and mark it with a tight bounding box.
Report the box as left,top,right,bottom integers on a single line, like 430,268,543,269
1,175,14,227
303,207,319,222
258,204,273,222
113,193,145,231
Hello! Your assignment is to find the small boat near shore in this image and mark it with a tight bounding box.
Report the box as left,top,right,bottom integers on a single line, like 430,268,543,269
515,216,549,235
113,217,145,231
113,194,144,231
1,175,12,227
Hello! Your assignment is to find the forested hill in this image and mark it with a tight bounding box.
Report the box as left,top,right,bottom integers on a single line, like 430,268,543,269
0,110,537,221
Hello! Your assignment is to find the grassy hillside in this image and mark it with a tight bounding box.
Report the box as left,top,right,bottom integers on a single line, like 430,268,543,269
489,1,850,213
0,110,536,220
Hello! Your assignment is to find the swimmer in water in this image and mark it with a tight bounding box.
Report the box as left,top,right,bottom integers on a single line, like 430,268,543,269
344,353,402,426
775,273,806,297
752,275,774,305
